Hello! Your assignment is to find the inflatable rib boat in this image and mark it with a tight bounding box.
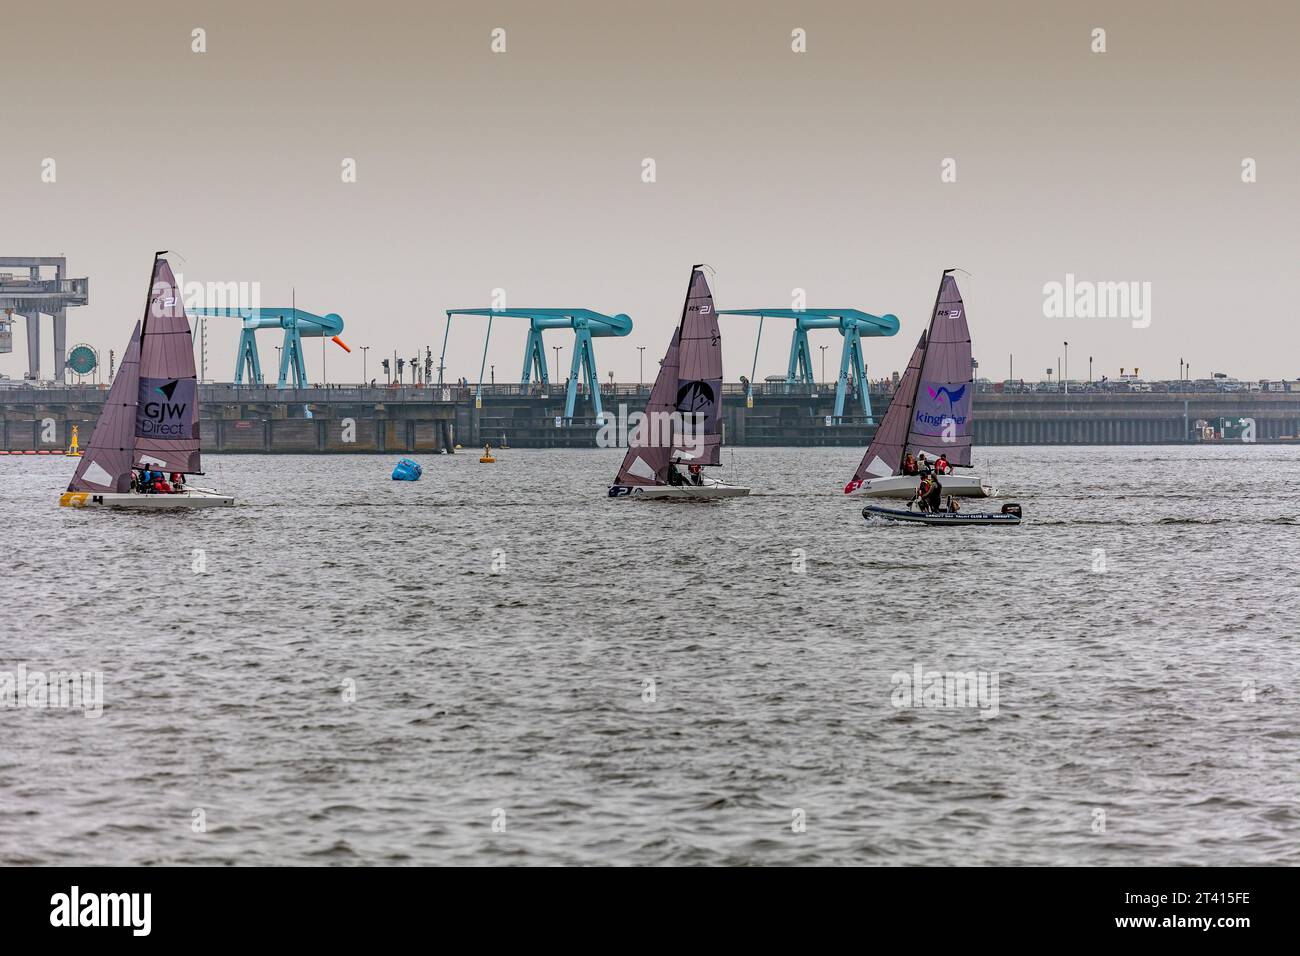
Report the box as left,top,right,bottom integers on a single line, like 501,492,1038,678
863,503,1022,526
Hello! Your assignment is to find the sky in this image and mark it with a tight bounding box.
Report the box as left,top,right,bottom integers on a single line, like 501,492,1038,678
2,0,1296,385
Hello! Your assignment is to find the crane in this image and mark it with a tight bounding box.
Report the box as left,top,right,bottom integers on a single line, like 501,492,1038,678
440,308,633,420
717,308,899,421
189,307,349,388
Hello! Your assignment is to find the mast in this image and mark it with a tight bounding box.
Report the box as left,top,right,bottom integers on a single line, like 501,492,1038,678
896,269,950,472
139,250,166,339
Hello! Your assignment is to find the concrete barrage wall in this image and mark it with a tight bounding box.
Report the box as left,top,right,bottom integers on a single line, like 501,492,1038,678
4,384,1300,451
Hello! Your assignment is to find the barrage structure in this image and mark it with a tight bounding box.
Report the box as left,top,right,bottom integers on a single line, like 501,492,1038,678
3,382,1300,453
0,258,90,383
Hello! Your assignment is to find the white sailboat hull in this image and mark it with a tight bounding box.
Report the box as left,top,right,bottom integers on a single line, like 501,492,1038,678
610,479,751,500
60,486,234,509
851,473,993,499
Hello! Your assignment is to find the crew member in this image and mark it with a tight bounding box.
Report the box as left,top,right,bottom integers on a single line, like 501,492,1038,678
935,453,951,475
925,475,944,512
902,453,918,475
915,474,932,512
687,463,704,486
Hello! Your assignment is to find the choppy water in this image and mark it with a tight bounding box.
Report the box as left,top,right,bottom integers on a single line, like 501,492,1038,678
2,445,1298,865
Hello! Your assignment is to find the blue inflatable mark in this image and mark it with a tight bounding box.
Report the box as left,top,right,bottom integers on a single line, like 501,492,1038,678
391,458,422,481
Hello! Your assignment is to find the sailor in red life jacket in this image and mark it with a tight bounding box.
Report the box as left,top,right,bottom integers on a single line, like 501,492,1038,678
935,453,951,475
913,474,931,511
687,463,704,486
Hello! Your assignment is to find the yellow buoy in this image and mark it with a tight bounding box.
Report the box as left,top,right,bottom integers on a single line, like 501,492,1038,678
479,443,496,463
64,424,83,457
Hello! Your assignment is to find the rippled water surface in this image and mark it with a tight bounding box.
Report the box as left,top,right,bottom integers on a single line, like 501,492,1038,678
2,445,1298,865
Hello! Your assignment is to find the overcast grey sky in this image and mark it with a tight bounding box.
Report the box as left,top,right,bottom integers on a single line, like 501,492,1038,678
3,0,1296,384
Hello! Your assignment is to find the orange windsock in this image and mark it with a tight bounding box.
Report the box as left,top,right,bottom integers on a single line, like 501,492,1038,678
332,335,351,353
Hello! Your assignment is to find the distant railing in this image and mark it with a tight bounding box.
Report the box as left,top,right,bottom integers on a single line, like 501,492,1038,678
3,379,1298,404
0,277,88,297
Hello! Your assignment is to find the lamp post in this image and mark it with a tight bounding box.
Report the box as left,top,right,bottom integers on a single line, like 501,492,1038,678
819,344,828,387
490,364,495,387
275,346,282,385
361,346,369,384
1089,355,1093,385
1063,341,1069,395
637,346,645,390
553,346,562,383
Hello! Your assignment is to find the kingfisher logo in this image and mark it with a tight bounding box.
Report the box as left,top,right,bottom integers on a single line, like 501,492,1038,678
916,379,969,431
927,384,966,409
916,411,966,427
136,377,194,438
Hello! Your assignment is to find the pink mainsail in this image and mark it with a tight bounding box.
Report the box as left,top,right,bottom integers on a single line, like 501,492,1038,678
905,273,972,465
614,329,681,485
672,267,723,467
66,322,142,493
134,256,202,474
612,265,724,487
844,271,973,491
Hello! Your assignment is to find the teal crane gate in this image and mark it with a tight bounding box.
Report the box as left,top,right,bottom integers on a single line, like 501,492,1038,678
189,307,348,388
716,308,899,421
440,308,633,420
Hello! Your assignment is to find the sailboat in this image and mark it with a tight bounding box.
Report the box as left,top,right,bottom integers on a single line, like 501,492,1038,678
59,253,233,509
609,265,749,500
844,270,993,499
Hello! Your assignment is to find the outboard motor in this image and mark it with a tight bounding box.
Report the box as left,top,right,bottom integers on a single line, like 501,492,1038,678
1000,502,1022,517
